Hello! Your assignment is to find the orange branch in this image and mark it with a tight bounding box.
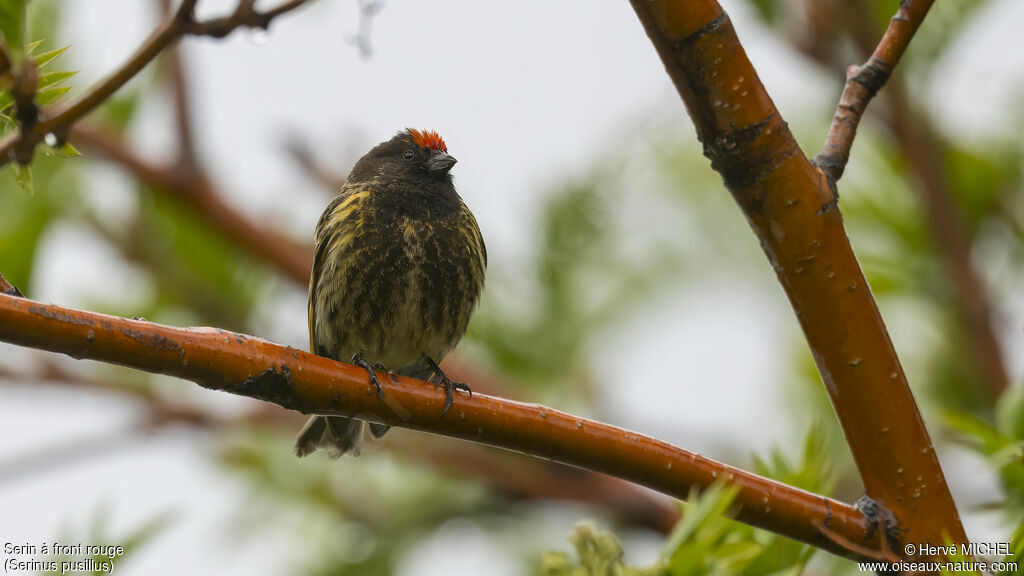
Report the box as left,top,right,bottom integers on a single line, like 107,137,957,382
0,359,680,534
627,0,966,560
814,0,935,182
0,291,877,560
805,0,1007,398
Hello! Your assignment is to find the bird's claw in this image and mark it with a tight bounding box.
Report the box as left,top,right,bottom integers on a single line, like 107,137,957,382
436,377,471,416
426,357,471,415
352,353,386,398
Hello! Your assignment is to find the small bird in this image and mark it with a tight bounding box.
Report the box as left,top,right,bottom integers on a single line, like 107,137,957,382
295,129,487,458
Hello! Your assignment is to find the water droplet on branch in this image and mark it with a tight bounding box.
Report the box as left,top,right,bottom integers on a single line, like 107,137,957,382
247,29,269,47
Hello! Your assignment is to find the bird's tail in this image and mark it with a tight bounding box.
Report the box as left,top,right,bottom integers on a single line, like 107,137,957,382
294,415,390,458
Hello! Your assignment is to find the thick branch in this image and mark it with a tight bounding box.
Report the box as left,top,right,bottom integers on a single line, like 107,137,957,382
813,0,935,182
0,291,877,561
0,0,311,168
0,359,680,534
627,0,966,560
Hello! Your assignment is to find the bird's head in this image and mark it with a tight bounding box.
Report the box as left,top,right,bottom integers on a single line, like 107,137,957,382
349,128,458,183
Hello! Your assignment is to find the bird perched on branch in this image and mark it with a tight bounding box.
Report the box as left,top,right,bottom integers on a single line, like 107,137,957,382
295,129,487,458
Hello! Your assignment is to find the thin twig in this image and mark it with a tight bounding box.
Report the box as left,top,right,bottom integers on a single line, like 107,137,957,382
183,0,309,38
0,0,312,168
813,0,935,182
346,0,384,58
0,292,878,561
160,0,199,170
283,135,349,193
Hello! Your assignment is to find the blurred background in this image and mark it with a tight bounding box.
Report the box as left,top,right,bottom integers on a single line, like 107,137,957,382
1,0,1022,574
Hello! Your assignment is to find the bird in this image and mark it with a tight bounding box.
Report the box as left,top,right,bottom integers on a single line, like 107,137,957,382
295,128,487,458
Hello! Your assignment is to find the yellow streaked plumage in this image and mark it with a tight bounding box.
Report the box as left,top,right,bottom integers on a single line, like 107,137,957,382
295,129,486,458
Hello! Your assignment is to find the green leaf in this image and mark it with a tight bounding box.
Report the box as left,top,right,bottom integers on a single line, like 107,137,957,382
12,162,32,194
33,43,68,69
37,138,78,158
0,170,52,291
944,145,1018,234
38,68,75,89
999,522,1024,576
996,377,1024,442
35,83,69,106
943,410,1011,455
56,141,79,157
748,0,777,24
663,483,741,575
0,1,28,62
23,38,41,54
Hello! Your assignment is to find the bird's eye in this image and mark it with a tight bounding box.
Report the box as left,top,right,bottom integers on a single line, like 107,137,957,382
403,150,415,160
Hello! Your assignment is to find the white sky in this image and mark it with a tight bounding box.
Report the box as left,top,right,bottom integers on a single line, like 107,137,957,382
2,0,1023,574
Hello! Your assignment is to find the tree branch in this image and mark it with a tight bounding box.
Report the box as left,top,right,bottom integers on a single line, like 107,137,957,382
0,358,681,534
840,0,1008,397
813,0,935,182
0,0,311,167
70,124,312,284
627,0,966,560
0,290,878,561
160,0,200,170
283,135,349,193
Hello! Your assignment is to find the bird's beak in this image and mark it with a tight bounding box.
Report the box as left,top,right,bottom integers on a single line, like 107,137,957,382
427,150,457,173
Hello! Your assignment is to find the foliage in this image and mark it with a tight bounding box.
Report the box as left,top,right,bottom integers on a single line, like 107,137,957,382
539,523,663,576
0,0,1022,574
540,426,832,576
944,386,1024,514
468,174,684,396
39,506,173,576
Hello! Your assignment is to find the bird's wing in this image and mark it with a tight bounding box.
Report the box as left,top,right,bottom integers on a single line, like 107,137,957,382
459,202,488,284
308,183,373,356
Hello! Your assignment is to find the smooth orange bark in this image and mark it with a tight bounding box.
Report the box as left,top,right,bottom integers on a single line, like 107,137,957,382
628,0,966,559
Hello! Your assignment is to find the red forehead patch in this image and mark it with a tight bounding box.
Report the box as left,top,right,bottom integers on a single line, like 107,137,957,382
406,128,447,152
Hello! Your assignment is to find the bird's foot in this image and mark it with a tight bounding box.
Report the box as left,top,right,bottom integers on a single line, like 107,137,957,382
426,357,471,415
352,352,386,397
368,360,399,383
